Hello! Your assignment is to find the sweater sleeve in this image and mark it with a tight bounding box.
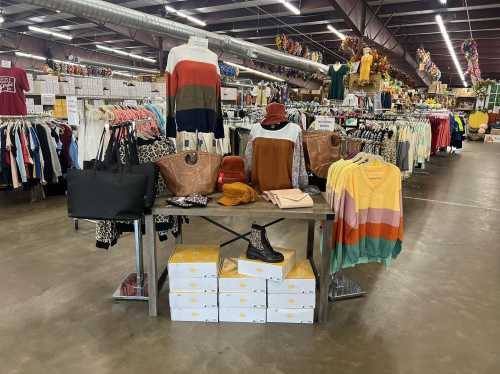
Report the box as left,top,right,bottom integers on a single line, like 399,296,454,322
244,128,255,180
291,131,308,188
165,49,177,138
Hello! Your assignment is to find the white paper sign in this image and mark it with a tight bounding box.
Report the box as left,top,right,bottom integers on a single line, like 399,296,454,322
221,87,238,101
33,105,43,114
1,60,12,69
315,116,336,131
66,96,80,127
41,94,56,106
123,99,138,106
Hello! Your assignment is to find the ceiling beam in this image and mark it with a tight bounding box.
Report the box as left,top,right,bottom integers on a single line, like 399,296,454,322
328,0,428,85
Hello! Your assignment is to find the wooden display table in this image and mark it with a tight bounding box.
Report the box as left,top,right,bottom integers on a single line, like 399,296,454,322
144,193,334,323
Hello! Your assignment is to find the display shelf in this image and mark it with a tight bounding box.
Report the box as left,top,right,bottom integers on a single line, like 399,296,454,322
26,93,163,100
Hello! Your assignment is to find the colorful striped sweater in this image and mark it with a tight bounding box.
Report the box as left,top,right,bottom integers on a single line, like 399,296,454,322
165,44,224,139
328,160,403,273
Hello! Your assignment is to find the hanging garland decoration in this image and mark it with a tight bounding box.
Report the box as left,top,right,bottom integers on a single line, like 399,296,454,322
472,79,495,98
252,60,326,82
218,62,239,78
340,36,363,57
461,39,481,85
416,48,441,81
275,34,323,64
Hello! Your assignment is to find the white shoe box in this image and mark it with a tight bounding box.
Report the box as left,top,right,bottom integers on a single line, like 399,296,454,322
219,292,266,308
267,293,315,309
169,292,218,308
170,307,218,322
237,248,296,281
219,258,266,293
268,260,316,294
219,307,266,323
168,245,220,279
267,308,314,324
33,80,46,95
169,277,218,293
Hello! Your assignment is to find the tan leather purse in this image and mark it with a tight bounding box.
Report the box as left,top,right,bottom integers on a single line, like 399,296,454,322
263,189,314,209
303,131,342,178
156,151,222,197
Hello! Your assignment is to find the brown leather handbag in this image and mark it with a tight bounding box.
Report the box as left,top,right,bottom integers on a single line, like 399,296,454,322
156,151,222,196
303,131,342,178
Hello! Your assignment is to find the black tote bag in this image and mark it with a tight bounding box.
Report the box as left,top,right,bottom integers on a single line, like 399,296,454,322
67,127,148,220
120,127,158,210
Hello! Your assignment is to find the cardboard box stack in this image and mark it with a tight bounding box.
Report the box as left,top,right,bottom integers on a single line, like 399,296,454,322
27,73,34,92
267,260,315,324
168,245,220,322
59,77,76,96
218,258,267,323
37,75,59,95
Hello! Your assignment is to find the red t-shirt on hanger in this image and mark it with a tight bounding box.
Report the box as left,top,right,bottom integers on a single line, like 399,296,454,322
0,66,30,115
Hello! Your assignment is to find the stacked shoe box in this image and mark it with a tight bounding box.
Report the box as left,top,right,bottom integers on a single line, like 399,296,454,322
237,248,296,282
218,258,267,323
168,245,220,322
267,260,316,324
238,248,297,323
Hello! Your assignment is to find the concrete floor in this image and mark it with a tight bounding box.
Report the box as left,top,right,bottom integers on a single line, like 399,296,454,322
1,141,499,374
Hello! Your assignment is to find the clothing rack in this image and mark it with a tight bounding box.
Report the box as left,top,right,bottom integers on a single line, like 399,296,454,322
0,114,51,119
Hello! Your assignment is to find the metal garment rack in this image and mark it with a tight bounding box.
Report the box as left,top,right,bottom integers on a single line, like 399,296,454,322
111,218,147,301
0,114,50,202
74,218,148,301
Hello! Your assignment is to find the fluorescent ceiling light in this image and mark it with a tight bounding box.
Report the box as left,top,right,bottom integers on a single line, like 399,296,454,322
15,51,46,61
327,25,346,40
224,61,285,82
439,0,447,4
28,25,72,40
164,5,206,27
53,59,84,67
96,44,156,64
79,58,159,74
280,0,301,15
0,16,4,24
113,71,137,78
435,14,467,87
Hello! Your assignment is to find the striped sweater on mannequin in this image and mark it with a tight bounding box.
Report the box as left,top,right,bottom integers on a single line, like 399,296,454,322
165,44,224,143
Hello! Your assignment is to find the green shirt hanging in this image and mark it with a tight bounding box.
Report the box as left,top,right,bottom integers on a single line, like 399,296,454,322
328,64,349,100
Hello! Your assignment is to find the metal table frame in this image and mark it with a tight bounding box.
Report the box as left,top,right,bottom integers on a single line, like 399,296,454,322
144,194,334,323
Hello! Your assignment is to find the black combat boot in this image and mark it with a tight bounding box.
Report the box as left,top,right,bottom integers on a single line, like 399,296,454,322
246,224,284,263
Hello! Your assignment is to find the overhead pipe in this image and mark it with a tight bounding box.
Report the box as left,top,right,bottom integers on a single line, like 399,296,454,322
22,0,329,74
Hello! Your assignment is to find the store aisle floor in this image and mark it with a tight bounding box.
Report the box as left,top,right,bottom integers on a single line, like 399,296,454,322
0,142,499,374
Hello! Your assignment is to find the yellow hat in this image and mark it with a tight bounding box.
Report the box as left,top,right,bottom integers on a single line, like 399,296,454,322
218,183,258,206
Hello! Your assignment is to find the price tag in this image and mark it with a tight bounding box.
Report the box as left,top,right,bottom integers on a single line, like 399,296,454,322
66,96,80,127
315,116,336,131
1,60,12,69
41,94,56,106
